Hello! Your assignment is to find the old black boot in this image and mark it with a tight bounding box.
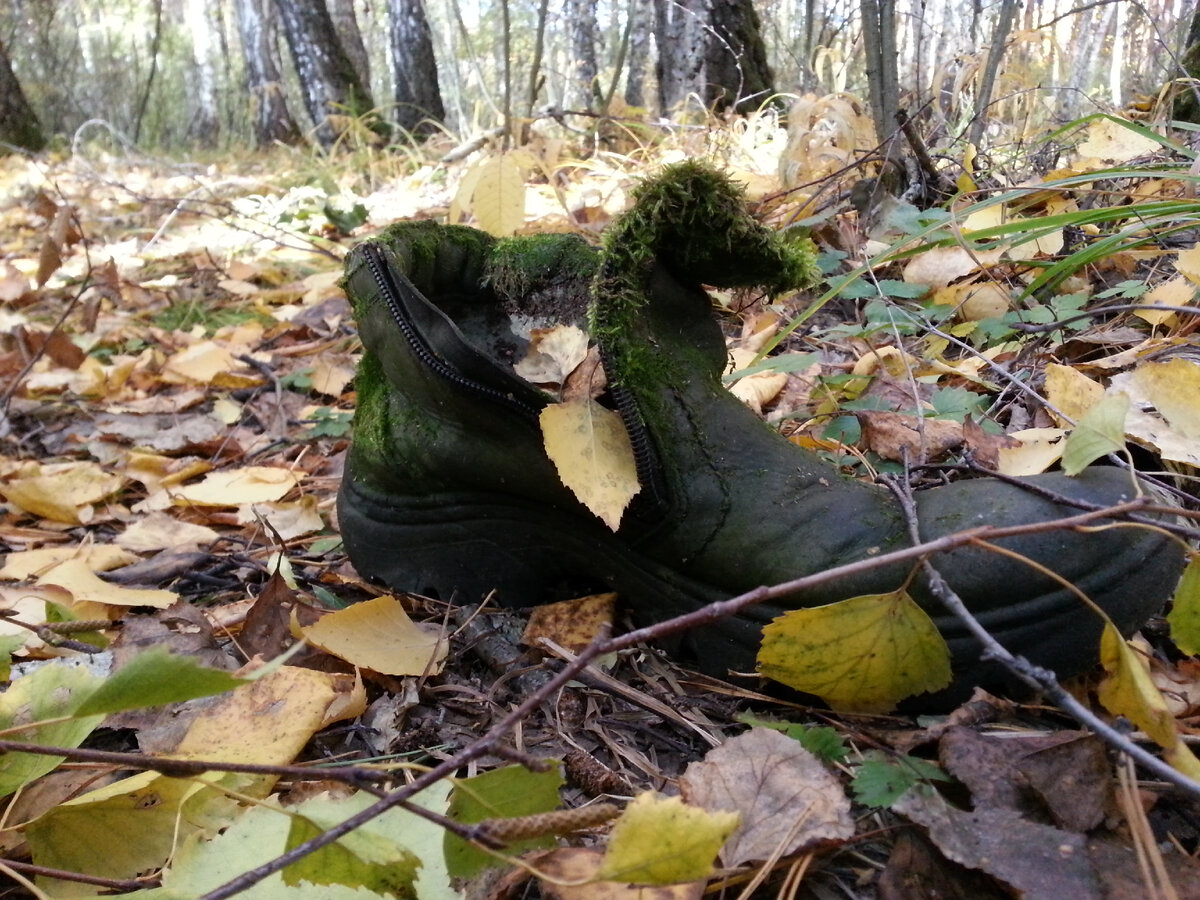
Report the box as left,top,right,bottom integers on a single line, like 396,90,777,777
338,165,1183,705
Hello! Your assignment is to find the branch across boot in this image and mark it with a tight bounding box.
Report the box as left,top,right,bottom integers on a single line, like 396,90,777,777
338,164,1183,706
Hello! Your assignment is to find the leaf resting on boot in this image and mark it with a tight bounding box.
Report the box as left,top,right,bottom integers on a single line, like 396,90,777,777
540,399,641,530
757,589,952,713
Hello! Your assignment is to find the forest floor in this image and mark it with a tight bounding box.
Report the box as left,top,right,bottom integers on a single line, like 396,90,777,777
1,114,1200,899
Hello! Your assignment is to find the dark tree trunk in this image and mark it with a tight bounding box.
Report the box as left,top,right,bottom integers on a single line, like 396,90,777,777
861,0,899,149
388,0,445,136
0,37,46,153
654,0,774,115
329,0,371,92
567,0,600,111
624,0,650,107
271,0,378,146
705,0,775,112
1175,0,1200,123
236,0,302,146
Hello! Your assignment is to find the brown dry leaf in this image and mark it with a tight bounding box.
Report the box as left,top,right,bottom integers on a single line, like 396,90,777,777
893,786,1099,900
514,325,591,385
540,399,641,530
879,830,1009,900
528,848,705,900
37,558,177,609
300,595,448,676
523,593,617,654
855,410,962,463
679,728,853,866
170,466,299,507
0,461,124,524
561,345,606,403
961,418,1020,470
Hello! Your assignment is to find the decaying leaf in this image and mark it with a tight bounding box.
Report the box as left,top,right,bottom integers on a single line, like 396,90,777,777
679,728,853,865
758,588,953,713
540,399,641,530
523,592,616,654
515,325,591,385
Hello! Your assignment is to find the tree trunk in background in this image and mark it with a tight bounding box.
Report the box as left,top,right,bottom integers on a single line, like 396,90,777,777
1175,0,1200,122
272,0,378,146
705,0,775,111
388,0,445,136
966,0,1016,147
655,0,775,115
568,0,600,110
0,37,46,153
624,0,649,106
861,0,900,147
184,0,220,144
235,0,302,146
329,0,371,95
655,0,708,114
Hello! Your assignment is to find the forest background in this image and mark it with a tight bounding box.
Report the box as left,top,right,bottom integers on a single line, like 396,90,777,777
2,0,1197,159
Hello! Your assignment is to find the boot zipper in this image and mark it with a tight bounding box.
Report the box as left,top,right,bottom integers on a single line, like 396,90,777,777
361,243,544,421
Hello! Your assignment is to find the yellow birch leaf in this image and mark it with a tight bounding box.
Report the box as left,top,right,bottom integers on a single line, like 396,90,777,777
1076,118,1159,162
0,544,137,581
540,399,641,530
758,589,952,713
1098,624,1200,777
162,340,237,384
996,428,1066,476
236,495,324,540
37,558,177,609
170,466,299,506
471,153,525,237
1129,358,1200,439
1044,363,1104,426
301,596,448,676
1060,392,1129,476
0,461,124,524
1167,555,1200,656
596,792,739,885
1140,275,1194,325
1175,243,1200,286
310,354,356,397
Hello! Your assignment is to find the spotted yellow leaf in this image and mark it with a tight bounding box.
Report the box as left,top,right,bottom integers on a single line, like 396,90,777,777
596,792,738,885
540,399,640,531
758,588,952,713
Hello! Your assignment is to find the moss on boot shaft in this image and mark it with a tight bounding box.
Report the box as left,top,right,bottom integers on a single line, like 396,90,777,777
590,160,820,390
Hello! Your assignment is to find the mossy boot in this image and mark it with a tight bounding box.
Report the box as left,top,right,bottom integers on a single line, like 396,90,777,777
338,165,1183,705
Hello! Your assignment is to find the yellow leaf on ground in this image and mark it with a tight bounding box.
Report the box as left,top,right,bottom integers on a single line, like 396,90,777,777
1098,625,1200,778
311,353,356,397
0,544,136,580
471,153,526,237
300,596,448,676
0,461,124,524
1176,243,1200,286
37,558,177,609
162,340,237,384
1141,275,1194,325
996,428,1067,476
540,399,641,530
236,495,324,539
758,589,953,713
596,792,739,885
1043,363,1104,426
530,848,705,900
1129,358,1200,439
171,466,299,506
117,511,220,552
1076,117,1159,163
